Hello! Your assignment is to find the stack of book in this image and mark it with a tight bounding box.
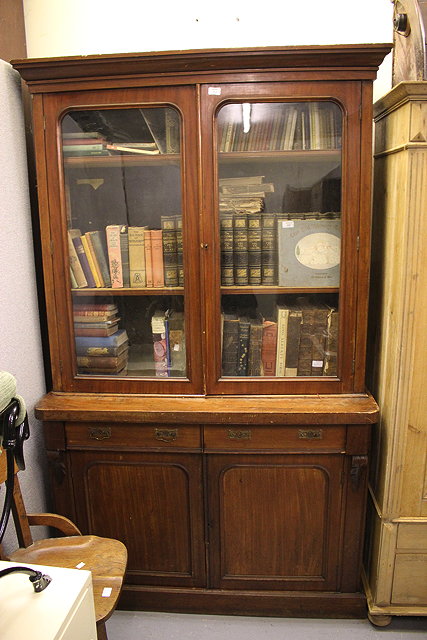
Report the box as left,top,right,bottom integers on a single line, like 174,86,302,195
73,303,129,375
68,217,183,290
221,299,339,377
151,309,186,378
219,176,274,215
62,132,109,156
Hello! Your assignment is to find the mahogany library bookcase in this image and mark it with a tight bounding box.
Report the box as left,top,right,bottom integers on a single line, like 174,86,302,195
13,44,391,618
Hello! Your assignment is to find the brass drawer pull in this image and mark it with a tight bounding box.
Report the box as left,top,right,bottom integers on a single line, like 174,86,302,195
227,429,251,440
155,428,178,443
298,429,323,440
88,426,112,441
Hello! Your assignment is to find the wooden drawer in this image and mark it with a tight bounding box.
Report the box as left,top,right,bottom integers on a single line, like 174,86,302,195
65,423,202,450
203,425,346,452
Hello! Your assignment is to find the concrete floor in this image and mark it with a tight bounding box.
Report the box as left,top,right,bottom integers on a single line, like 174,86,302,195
106,611,427,639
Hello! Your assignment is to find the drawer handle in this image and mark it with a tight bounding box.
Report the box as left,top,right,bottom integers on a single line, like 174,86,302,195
227,429,251,440
298,429,323,440
155,428,178,443
88,427,112,441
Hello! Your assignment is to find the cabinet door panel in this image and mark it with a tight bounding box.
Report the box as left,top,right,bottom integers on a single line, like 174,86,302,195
207,453,343,590
70,451,206,587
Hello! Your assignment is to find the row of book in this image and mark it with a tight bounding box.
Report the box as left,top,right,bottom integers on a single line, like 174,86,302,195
63,109,180,157
73,303,129,374
221,211,341,287
218,103,342,153
221,300,338,377
68,215,183,290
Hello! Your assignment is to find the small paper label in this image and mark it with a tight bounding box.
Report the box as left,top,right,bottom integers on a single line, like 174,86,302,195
312,360,324,368
76,562,85,569
282,220,294,228
102,587,112,598
208,87,221,95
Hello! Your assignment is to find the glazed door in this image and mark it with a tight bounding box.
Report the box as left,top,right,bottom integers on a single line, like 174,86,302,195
200,81,367,395
40,85,202,393
206,453,344,591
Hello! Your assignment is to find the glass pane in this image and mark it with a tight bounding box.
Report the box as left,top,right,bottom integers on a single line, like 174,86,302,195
217,101,342,378
62,107,186,378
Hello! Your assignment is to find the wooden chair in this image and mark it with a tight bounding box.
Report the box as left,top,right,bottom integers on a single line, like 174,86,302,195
0,446,127,640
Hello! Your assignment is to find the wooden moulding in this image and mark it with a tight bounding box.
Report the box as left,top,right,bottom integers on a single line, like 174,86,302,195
11,44,392,87
35,391,379,425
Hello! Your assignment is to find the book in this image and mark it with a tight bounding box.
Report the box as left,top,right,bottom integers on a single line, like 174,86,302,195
73,314,118,323
73,303,118,312
75,329,128,350
128,226,147,288
119,225,130,287
166,310,186,375
175,216,184,286
67,230,88,288
77,352,128,371
86,230,111,287
144,229,153,287
151,229,165,287
221,312,239,376
161,216,178,287
70,230,96,288
75,342,128,357
233,213,249,286
220,214,234,286
310,304,330,375
151,309,168,377
261,320,277,376
106,225,123,288
275,305,291,376
82,233,104,287
284,304,303,376
247,316,263,376
277,217,341,287
261,213,277,285
247,213,262,285
323,307,339,376
74,319,120,330
74,324,119,337
236,316,251,376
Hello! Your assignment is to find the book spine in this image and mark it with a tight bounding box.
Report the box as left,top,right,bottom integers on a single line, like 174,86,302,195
261,213,277,285
248,214,262,285
74,327,118,337
311,306,329,375
167,312,186,374
161,216,179,287
72,236,96,288
323,308,339,376
221,314,239,376
83,233,104,287
151,230,165,287
285,310,303,376
247,321,263,376
275,308,290,377
67,231,88,288
119,226,130,287
297,306,316,376
128,226,146,288
233,213,249,286
236,318,250,376
261,321,277,376
176,216,184,286
89,230,111,287
144,230,153,287
220,214,234,286
106,225,123,288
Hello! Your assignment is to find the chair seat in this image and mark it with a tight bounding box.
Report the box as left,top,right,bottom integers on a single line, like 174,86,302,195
9,535,127,624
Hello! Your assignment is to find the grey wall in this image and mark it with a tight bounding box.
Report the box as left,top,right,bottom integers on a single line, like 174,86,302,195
0,59,48,553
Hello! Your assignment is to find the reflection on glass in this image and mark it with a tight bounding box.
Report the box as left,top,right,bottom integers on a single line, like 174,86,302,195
62,107,186,378
217,102,342,378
